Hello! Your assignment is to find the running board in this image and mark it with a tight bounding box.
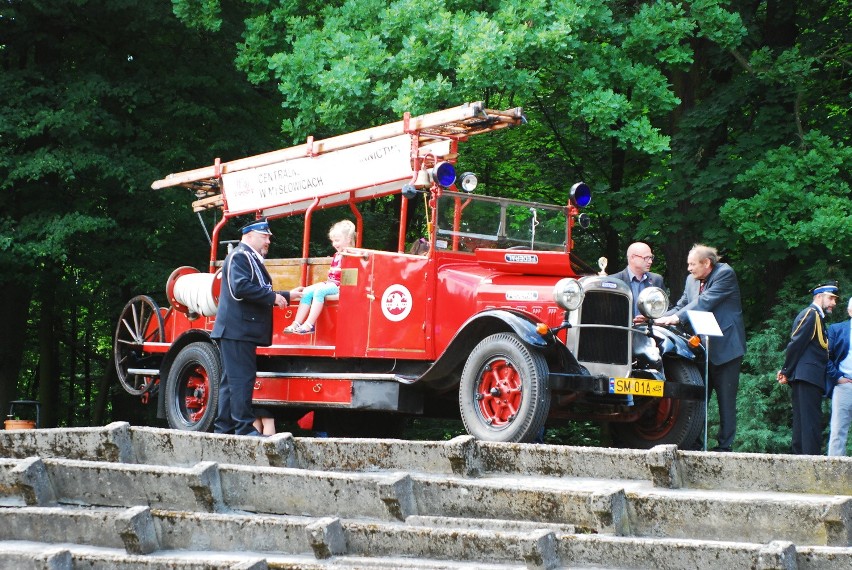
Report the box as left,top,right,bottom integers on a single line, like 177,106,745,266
252,373,423,413
255,372,399,381
127,368,160,376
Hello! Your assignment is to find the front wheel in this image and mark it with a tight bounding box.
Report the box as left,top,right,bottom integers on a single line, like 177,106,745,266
164,342,220,432
459,333,551,443
611,358,705,449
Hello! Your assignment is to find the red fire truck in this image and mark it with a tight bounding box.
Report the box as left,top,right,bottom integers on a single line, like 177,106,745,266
115,102,706,447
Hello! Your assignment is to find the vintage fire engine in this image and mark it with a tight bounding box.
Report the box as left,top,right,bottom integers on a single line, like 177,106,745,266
114,101,706,447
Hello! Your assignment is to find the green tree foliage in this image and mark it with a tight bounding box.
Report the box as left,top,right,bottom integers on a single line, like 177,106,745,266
169,0,852,452
721,133,852,260
0,0,283,425
187,0,737,149
3,0,850,454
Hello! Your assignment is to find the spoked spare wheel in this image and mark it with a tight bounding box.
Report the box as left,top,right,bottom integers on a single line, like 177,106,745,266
114,295,165,396
459,333,550,443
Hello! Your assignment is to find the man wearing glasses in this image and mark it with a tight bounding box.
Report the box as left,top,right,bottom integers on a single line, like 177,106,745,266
609,242,665,324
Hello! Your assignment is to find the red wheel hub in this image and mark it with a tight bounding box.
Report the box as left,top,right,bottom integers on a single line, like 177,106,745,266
635,398,679,440
476,359,523,426
183,365,209,423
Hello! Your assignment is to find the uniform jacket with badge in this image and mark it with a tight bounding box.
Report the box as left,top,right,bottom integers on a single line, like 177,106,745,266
781,303,830,391
664,262,747,366
211,242,277,346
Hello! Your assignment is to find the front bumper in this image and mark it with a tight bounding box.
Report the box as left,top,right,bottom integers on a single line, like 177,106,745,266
549,372,706,400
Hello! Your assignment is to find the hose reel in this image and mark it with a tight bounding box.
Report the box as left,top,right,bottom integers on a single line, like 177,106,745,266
166,266,221,318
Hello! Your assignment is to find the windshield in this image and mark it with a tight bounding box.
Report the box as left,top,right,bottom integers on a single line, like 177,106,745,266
435,191,569,252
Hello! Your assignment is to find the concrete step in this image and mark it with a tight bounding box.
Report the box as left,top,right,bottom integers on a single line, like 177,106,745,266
0,505,557,567
1,505,851,569
2,454,850,547
2,423,852,569
0,543,272,570
3,423,851,496
0,542,523,570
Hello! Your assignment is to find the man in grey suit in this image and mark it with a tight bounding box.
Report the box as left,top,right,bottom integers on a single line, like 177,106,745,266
609,242,665,324
656,244,747,451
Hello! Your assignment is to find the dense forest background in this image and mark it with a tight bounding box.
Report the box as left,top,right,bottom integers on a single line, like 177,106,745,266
1,0,850,453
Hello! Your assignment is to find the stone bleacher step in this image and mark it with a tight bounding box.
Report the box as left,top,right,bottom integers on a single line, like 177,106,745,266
0,542,526,570
3,423,851,496
2,423,852,569
2,504,851,569
0,542,272,570
0,504,573,566
4,454,849,548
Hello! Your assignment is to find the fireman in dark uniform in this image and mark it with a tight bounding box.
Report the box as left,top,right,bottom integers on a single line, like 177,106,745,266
212,217,289,436
777,281,839,454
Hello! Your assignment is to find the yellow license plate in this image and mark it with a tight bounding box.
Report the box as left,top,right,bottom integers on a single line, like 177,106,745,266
609,377,664,397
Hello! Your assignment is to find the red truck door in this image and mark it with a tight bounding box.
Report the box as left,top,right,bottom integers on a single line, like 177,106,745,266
335,250,430,358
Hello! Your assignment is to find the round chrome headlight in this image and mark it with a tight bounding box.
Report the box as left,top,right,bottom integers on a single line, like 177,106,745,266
553,278,584,311
637,287,669,319
459,172,478,193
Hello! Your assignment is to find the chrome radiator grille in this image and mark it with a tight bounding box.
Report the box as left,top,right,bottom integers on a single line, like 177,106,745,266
577,290,631,365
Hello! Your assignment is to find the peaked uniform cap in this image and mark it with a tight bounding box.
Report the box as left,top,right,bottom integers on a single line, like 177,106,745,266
810,280,839,297
241,217,273,235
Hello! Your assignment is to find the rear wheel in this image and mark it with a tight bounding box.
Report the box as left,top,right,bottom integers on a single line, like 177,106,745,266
459,333,550,443
164,342,220,432
611,358,705,449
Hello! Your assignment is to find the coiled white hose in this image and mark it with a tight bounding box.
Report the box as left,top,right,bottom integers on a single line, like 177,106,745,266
172,273,218,317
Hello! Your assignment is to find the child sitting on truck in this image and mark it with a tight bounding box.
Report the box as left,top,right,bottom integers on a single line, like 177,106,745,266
284,219,356,334
409,237,430,255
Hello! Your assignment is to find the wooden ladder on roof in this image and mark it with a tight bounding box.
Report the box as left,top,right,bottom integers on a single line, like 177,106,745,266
150,102,525,212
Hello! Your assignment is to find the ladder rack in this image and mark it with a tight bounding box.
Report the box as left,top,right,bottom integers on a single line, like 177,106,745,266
151,102,524,216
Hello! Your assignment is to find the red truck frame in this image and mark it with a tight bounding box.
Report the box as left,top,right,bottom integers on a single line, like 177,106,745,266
115,102,706,447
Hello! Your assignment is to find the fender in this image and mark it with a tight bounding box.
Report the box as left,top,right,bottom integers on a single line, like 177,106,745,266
620,325,704,391
477,308,552,348
412,309,554,390
644,324,702,361
156,329,218,419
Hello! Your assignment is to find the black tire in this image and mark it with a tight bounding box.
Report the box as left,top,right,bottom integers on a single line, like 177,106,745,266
611,358,705,449
459,333,550,443
164,342,220,432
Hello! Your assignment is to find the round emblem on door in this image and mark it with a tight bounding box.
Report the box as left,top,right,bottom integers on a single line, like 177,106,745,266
381,284,413,322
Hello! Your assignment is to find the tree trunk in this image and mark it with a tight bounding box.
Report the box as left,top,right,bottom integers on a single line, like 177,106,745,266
0,277,33,420
37,271,61,428
84,310,92,425
68,285,78,425
93,359,117,426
